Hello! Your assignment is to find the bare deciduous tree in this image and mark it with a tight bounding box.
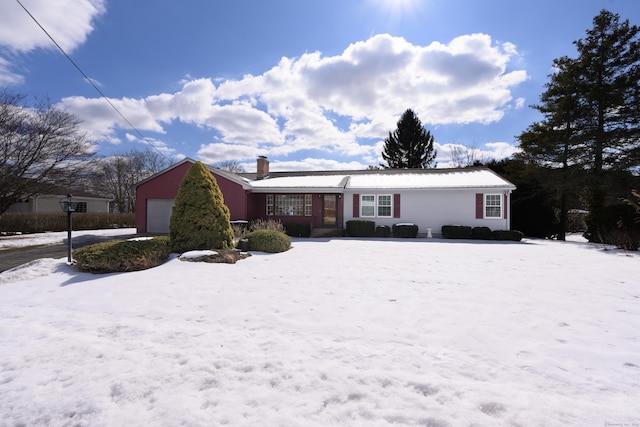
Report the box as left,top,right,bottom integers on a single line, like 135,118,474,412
0,90,93,215
215,160,245,173
448,144,485,168
92,148,170,213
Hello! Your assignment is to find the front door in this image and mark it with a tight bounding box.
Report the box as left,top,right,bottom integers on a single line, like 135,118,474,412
322,194,337,226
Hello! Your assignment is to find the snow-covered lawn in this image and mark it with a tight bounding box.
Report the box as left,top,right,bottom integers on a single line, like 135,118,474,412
1,232,638,426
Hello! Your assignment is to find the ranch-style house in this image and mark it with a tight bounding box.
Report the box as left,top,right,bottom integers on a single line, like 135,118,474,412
135,157,516,237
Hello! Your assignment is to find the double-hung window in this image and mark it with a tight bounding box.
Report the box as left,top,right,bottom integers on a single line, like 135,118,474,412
377,195,392,217
360,194,392,218
361,195,376,217
485,194,502,218
75,202,88,213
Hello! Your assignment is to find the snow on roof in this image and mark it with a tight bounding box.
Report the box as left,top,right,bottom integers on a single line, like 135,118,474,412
346,169,514,189
249,175,350,189
248,169,514,190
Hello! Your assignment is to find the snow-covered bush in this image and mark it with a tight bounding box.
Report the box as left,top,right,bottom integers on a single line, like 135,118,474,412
243,230,291,253
169,162,234,253
392,223,418,238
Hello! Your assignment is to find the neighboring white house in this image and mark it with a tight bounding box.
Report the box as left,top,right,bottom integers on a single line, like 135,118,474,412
7,190,111,214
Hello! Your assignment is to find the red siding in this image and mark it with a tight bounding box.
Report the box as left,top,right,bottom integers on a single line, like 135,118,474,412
393,194,401,218
136,161,193,233
475,193,483,219
353,194,359,217
214,173,248,221
135,160,249,233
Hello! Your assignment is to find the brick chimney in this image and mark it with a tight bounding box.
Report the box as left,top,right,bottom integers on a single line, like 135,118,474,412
256,156,269,179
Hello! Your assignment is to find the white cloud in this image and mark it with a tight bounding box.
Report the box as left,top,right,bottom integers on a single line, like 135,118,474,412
59,33,526,168
434,141,521,168
0,0,105,52
0,0,105,83
484,141,520,159
265,158,369,172
197,143,258,165
123,133,176,158
0,57,23,85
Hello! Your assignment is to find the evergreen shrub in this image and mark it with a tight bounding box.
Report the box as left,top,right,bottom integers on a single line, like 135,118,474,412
392,223,418,238
74,237,170,273
284,223,311,237
243,230,291,253
471,226,493,240
375,225,390,237
441,225,472,239
346,220,375,237
169,162,234,253
492,230,524,241
593,204,640,251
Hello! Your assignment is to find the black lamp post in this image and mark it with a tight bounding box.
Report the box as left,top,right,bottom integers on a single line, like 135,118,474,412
59,194,78,263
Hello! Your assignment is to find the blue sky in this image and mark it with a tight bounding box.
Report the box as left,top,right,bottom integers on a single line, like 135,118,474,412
1,0,638,172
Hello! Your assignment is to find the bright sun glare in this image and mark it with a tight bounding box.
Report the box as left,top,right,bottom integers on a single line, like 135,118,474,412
373,0,421,16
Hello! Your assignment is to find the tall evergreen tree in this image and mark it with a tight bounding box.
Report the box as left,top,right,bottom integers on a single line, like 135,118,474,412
169,161,234,253
381,109,437,169
573,10,640,242
574,10,640,173
517,56,586,240
518,10,640,242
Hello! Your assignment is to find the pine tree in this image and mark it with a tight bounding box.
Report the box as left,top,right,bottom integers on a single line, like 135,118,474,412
574,10,640,173
381,109,437,169
169,161,234,253
517,56,586,240
518,9,640,242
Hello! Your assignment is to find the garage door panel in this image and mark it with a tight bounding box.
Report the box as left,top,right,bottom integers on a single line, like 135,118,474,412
147,199,174,233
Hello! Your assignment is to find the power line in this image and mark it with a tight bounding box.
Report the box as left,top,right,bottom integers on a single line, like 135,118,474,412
16,0,169,159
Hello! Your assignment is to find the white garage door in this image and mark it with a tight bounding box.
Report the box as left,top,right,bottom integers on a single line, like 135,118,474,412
147,199,174,233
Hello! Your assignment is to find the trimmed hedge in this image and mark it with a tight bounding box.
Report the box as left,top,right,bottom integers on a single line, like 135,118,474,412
346,220,375,237
0,212,135,234
441,225,472,239
74,236,170,273
392,223,418,238
492,230,524,241
284,223,311,237
471,226,493,240
243,230,291,253
375,225,391,237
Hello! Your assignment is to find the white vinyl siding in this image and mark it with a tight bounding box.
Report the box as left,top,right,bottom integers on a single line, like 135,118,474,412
345,189,511,237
